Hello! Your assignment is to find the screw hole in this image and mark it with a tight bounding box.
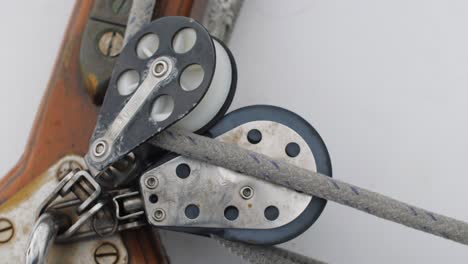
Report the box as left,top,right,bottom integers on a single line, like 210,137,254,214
247,129,262,144
285,142,300,158
224,206,239,221
264,206,280,221
176,163,191,179
185,204,200,219
149,194,158,204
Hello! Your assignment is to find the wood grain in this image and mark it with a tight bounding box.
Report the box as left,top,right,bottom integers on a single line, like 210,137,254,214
0,0,198,263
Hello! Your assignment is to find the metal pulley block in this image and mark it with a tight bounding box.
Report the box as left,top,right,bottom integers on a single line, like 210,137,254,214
85,16,237,177
29,15,331,261
139,105,332,244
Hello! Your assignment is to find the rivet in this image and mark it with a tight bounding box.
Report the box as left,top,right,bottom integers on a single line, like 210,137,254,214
153,208,166,222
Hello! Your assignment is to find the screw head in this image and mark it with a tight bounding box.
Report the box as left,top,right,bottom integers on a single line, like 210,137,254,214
240,186,254,200
144,176,159,189
153,208,166,222
56,160,82,180
98,31,124,57
94,242,119,264
0,218,14,243
93,140,108,158
152,60,168,77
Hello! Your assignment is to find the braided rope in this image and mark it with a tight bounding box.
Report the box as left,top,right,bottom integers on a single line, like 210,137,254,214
152,127,468,247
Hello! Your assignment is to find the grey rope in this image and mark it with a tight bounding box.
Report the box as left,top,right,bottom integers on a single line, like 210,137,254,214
123,0,156,45
213,236,326,264
152,127,468,246
201,0,244,43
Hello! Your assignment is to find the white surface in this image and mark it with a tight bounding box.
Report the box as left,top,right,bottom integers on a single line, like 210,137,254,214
2,1,468,263
175,40,233,132
0,1,74,176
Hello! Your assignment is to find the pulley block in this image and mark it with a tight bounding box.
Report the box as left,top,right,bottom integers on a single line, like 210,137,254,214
139,105,332,244
85,16,237,175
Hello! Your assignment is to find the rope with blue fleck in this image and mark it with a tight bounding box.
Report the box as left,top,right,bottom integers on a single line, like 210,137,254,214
152,127,468,247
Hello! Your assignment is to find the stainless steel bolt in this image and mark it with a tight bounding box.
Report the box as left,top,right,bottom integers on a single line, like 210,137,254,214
98,31,124,57
93,140,108,157
152,60,168,77
0,218,14,243
153,208,166,222
144,176,159,189
94,242,119,264
240,186,254,200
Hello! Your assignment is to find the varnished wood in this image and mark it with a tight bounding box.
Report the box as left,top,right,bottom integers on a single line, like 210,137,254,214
0,1,98,203
156,0,193,17
0,0,197,263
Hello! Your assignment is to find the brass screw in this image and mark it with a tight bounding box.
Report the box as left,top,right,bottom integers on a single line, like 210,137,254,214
94,242,119,264
56,160,82,180
98,31,124,57
0,218,14,243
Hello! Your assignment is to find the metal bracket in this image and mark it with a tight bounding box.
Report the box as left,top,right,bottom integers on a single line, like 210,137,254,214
140,121,315,229
80,0,133,105
60,170,102,214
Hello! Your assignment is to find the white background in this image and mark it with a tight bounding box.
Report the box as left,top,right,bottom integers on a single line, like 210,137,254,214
1,1,468,263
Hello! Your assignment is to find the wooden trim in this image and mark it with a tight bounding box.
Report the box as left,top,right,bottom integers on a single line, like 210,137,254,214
0,0,198,263
0,1,98,204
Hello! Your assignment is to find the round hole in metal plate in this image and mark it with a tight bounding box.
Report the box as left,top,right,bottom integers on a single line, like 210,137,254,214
247,129,262,144
117,69,140,96
185,204,200,219
151,95,174,122
149,194,158,204
172,28,197,54
180,64,204,91
285,142,301,158
176,163,191,179
224,206,239,221
136,33,160,59
264,206,280,221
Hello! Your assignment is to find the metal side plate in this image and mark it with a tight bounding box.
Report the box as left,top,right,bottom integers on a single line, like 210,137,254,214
140,121,316,229
86,16,216,174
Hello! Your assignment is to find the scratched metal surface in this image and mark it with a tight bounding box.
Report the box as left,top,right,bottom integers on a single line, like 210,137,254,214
0,156,128,264
2,1,468,264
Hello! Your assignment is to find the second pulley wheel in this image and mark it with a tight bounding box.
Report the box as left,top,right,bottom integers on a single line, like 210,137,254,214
86,16,237,174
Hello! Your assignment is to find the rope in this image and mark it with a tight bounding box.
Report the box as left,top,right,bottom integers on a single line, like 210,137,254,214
152,127,468,247
123,0,156,45
201,0,244,43
213,236,326,264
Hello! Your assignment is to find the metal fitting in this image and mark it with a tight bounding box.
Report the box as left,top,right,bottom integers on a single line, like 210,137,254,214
144,176,159,189
92,140,108,158
240,186,254,200
153,208,166,222
152,60,169,77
